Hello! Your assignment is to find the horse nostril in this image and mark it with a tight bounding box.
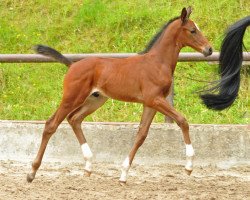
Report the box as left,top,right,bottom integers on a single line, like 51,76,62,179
208,47,213,55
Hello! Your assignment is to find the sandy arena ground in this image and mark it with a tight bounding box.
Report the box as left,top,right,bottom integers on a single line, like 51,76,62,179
0,160,249,200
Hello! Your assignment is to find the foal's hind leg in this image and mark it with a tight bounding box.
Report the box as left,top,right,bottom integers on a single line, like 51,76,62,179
67,94,108,176
119,106,156,183
27,84,92,182
26,102,76,182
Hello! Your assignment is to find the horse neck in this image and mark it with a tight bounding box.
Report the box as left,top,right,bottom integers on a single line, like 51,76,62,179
149,23,182,72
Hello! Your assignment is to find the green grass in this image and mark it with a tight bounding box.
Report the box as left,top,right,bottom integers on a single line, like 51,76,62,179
0,0,249,124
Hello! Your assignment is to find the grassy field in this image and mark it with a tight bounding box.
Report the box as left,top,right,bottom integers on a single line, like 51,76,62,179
0,0,249,124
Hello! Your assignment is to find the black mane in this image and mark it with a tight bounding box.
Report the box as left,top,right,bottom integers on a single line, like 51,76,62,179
140,17,180,54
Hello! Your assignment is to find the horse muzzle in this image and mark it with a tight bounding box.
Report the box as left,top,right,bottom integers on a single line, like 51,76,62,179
202,46,213,57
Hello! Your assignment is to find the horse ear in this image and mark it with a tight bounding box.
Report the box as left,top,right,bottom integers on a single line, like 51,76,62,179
180,7,188,24
186,6,192,19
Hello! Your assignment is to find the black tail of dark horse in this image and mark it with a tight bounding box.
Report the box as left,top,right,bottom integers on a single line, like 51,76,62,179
200,16,250,110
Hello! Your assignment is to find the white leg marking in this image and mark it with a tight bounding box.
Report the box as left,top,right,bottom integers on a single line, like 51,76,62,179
185,144,195,171
81,143,93,172
186,144,194,157
119,156,130,182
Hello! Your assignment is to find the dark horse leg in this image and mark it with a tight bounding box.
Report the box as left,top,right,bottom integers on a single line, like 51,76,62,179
67,94,108,176
119,106,156,183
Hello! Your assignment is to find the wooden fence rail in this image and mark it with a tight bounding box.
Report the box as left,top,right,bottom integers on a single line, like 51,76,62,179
0,52,250,63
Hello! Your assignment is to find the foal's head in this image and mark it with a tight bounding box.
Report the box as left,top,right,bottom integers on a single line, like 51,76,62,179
176,7,213,56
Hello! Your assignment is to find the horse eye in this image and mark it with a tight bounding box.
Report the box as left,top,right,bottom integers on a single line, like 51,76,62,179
191,29,196,34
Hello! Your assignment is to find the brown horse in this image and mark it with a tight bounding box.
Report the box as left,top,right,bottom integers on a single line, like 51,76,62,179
27,7,212,184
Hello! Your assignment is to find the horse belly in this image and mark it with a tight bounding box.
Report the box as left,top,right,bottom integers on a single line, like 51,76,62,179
94,80,143,103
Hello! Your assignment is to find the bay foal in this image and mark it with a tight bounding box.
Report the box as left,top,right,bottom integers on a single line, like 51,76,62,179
27,7,212,183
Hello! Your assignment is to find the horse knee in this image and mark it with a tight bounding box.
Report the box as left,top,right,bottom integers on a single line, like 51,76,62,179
177,117,189,129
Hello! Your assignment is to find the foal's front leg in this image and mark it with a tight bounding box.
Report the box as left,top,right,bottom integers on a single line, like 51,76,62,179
119,106,156,184
150,96,195,175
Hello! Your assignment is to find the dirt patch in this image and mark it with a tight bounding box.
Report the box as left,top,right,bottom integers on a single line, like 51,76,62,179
0,161,249,200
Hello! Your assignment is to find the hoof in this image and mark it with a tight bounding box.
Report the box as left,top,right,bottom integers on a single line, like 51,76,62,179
27,173,35,183
84,170,92,177
119,181,127,186
185,169,192,176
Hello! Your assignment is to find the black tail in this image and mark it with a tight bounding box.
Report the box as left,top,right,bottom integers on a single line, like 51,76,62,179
200,16,250,110
34,45,73,67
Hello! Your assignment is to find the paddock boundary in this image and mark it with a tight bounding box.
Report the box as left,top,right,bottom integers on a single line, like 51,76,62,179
0,52,250,63
0,121,249,167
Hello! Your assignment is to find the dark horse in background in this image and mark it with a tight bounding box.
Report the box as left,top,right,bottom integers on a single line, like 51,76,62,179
200,16,250,110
